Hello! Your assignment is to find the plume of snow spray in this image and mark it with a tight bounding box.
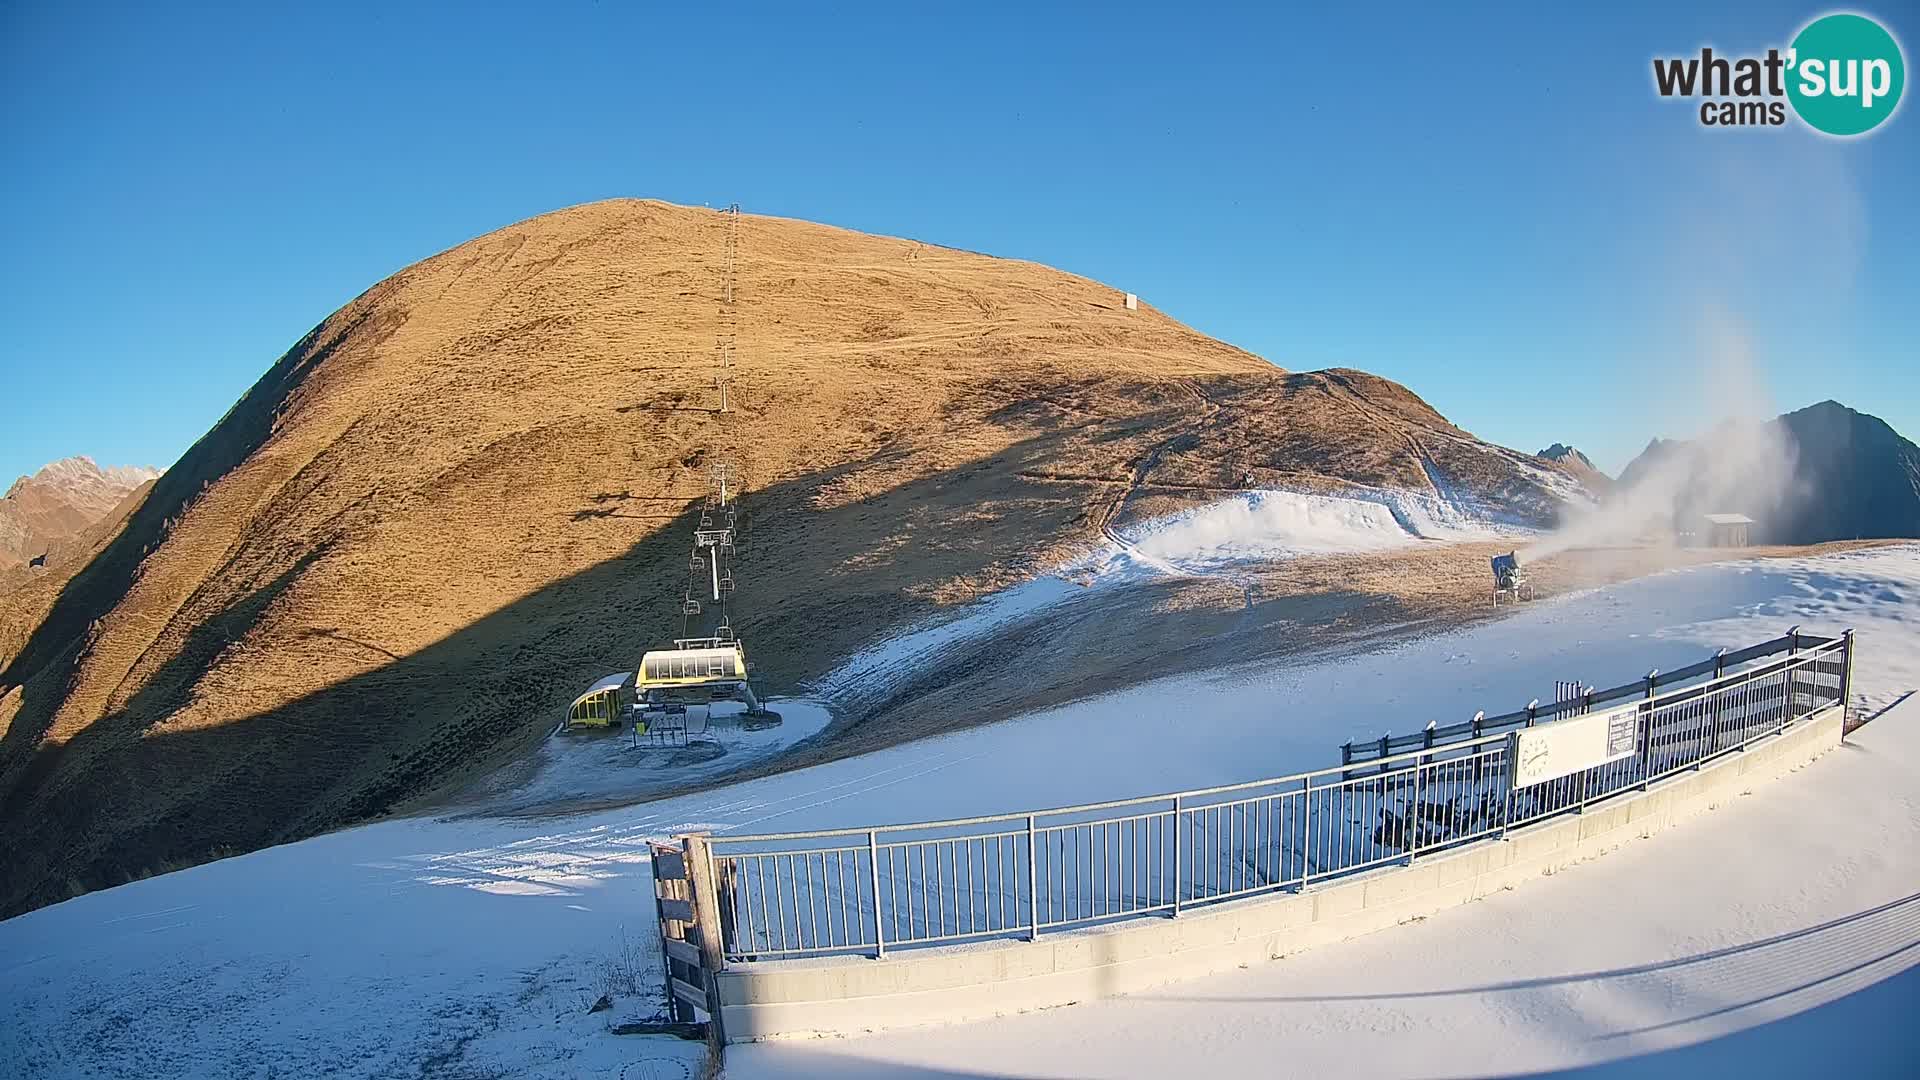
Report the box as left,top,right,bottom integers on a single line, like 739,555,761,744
1520,308,1798,563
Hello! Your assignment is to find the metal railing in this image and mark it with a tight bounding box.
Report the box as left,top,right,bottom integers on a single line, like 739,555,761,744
693,631,1853,962
1339,628,1833,769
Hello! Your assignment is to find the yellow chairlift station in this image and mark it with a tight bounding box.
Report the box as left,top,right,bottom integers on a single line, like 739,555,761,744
638,638,749,691
564,671,631,729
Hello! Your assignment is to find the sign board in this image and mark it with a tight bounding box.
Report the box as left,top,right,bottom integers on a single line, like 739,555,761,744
1509,704,1640,789
651,848,688,881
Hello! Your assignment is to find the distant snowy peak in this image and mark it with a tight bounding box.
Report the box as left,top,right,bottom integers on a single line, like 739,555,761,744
5,455,160,502
0,455,161,566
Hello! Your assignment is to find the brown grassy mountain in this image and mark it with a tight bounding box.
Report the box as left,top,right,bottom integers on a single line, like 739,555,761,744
0,198,1573,917
0,457,158,572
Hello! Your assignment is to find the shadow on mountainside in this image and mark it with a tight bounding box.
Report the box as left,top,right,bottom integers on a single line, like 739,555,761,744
0,420,1123,916
0,305,406,795
5,344,1597,919
0,398,1468,919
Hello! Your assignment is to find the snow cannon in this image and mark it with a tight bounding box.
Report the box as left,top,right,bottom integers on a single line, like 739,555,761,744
1491,552,1534,606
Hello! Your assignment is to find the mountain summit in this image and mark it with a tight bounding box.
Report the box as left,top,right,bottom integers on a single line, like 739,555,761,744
0,456,159,569
1617,400,1920,544
1537,443,1594,471
1536,442,1609,495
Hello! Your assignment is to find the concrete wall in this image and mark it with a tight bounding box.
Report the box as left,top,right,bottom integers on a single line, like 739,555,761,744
716,705,1845,1042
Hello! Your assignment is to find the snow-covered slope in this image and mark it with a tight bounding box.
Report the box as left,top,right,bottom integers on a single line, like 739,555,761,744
820,486,1524,698
1122,487,1518,568
4,546,1917,1078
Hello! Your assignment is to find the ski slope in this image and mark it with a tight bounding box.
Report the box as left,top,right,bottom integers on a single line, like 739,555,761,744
1122,487,1519,569
3,546,1917,1078
819,486,1520,700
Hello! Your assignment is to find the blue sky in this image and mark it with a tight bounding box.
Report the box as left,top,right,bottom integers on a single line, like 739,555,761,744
2,1,1915,483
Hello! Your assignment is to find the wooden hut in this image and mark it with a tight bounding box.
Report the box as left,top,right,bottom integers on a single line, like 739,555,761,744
1702,513,1754,548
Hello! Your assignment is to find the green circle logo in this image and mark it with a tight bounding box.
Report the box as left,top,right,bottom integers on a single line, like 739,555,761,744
1787,13,1906,136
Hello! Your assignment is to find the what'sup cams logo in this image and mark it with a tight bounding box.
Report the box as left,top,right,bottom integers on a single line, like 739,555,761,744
1653,11,1905,135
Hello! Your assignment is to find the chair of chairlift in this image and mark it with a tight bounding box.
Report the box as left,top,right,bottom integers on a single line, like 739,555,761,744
682,597,702,616
718,574,735,595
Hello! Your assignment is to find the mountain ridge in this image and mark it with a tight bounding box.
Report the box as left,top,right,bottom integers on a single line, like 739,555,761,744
1616,399,1920,543
0,456,159,571
0,197,1578,917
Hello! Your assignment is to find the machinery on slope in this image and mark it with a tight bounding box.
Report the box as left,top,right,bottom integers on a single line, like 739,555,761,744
1491,551,1535,606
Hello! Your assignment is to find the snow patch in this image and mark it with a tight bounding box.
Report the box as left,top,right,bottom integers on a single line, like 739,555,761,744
821,488,1527,699
817,575,1090,697
1118,487,1519,569
1125,490,1412,564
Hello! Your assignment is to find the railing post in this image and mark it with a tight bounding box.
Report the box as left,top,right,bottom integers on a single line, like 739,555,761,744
1786,625,1802,727
1026,815,1040,941
1499,735,1514,838
1578,689,1595,809
867,830,885,959
1841,629,1857,740
1171,796,1183,917
1409,724,1435,862
649,844,689,1024
1470,711,1486,784
1641,669,1658,790
1505,703,1531,832
1709,647,1727,756
681,833,729,1049
1298,776,1312,890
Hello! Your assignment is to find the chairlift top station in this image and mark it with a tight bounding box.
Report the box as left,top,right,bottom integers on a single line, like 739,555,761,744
564,206,772,733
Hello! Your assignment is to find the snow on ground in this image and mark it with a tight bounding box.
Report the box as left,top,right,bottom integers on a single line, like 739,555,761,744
1126,490,1414,564
815,574,1089,697
820,486,1518,697
730,701,1920,1076
3,546,1917,1078
467,698,835,815
1120,488,1520,569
